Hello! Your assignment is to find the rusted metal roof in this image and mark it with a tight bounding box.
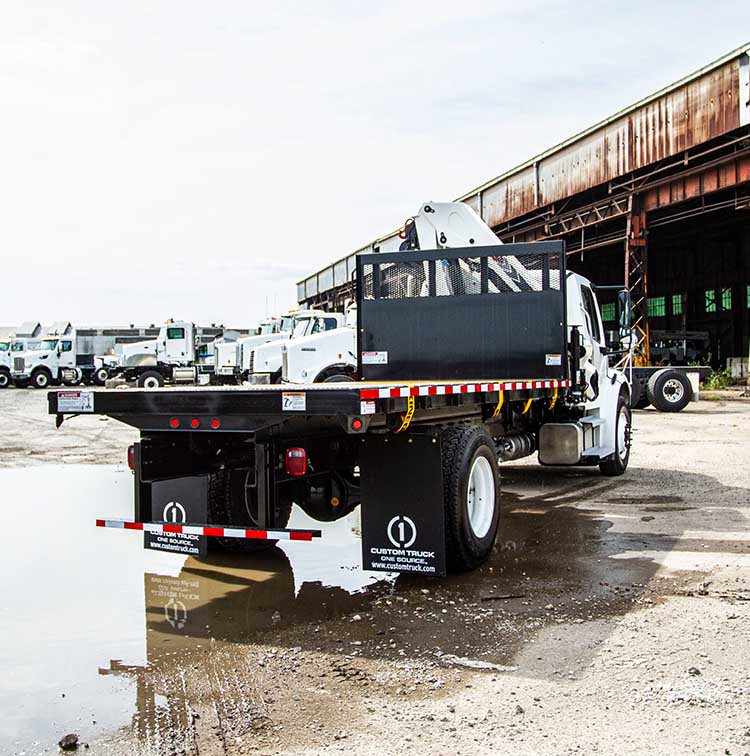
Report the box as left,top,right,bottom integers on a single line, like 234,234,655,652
299,43,750,302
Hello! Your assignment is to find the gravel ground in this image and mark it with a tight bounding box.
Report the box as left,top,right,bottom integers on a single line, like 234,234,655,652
2,387,749,755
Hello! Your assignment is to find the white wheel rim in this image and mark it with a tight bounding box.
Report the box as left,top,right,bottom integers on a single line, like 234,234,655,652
617,405,630,461
37,374,48,387
467,455,495,539
144,377,159,389
662,378,684,403
0,374,7,387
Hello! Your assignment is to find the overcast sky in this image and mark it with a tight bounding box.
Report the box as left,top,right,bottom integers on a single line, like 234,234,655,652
1,2,747,328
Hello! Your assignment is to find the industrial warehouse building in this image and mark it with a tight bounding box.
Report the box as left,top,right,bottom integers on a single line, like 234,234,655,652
298,44,750,372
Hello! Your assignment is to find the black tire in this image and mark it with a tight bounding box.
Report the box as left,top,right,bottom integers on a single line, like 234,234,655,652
646,369,692,412
94,367,109,386
0,370,9,389
321,373,354,383
31,368,52,389
137,370,164,389
440,425,501,572
599,395,631,476
208,469,293,553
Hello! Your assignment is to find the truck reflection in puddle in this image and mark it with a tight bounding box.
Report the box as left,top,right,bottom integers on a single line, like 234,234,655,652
98,547,389,753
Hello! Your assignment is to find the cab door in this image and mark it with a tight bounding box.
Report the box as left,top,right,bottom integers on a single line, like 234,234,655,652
58,340,75,368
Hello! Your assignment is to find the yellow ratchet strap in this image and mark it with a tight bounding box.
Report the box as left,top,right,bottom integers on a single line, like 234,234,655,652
521,397,533,415
491,389,505,419
548,387,559,411
396,395,415,433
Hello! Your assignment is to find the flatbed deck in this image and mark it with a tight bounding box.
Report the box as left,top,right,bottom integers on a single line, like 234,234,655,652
48,378,571,431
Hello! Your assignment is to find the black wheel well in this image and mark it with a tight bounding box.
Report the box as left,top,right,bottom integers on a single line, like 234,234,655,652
314,364,357,383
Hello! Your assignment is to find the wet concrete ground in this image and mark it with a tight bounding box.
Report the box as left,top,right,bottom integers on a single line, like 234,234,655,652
1,390,750,754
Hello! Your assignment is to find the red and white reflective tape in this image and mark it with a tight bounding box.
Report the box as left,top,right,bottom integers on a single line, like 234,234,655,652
359,378,570,401
95,518,321,541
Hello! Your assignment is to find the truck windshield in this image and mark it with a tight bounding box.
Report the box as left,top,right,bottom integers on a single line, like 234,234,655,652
292,318,313,339
280,317,295,333
40,339,58,350
0,342,8,352
259,323,277,335
11,342,24,351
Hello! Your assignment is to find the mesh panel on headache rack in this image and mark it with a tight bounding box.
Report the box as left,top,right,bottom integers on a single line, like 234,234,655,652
361,261,427,299
362,250,561,300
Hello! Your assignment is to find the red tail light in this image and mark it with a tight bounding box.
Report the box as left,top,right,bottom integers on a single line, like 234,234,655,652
285,447,307,476
190,418,200,429
210,418,221,429
169,417,180,428
127,444,135,473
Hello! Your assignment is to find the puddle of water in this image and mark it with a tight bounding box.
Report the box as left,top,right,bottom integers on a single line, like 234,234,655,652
0,465,389,755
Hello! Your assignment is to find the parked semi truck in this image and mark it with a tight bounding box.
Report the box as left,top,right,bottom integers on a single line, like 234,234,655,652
248,310,346,384
50,202,633,576
106,321,219,388
11,323,102,389
281,304,358,384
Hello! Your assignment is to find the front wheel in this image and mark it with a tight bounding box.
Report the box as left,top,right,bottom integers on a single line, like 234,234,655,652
600,396,631,476
31,368,51,389
94,367,109,386
0,370,9,389
441,425,501,572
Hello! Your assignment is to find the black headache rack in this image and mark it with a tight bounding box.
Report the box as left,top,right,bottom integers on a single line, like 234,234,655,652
356,242,569,382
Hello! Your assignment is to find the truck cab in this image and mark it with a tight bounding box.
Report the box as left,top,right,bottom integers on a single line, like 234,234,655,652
282,305,358,384
12,324,81,389
249,311,345,383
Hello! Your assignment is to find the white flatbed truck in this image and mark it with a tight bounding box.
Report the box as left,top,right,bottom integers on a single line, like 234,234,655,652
49,203,633,575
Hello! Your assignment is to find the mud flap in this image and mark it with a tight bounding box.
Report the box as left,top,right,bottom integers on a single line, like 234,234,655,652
360,433,446,576
143,476,208,556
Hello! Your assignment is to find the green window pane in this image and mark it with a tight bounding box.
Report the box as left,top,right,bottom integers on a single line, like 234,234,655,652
705,290,716,313
672,294,683,315
647,296,665,317
601,303,615,322
720,288,732,311
747,285,750,308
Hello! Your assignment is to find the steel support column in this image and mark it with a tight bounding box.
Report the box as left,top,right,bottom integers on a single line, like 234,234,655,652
625,195,650,364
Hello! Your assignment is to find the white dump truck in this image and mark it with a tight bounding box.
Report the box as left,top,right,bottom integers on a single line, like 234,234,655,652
107,321,218,388
249,310,346,384
11,322,96,389
281,304,358,384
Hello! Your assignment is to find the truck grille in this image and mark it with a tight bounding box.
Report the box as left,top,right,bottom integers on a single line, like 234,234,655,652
13,357,24,372
248,350,254,374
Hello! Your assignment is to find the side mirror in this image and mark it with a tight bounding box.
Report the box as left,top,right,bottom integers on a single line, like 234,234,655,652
616,289,632,337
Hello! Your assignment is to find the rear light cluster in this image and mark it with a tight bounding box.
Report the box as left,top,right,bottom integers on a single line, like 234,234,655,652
168,417,221,429
127,444,135,473
285,447,307,476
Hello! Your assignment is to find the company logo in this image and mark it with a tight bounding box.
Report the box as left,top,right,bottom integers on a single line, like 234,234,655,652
164,597,188,629
163,501,186,524
387,515,417,549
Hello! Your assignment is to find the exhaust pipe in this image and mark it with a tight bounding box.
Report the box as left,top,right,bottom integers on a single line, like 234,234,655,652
496,432,536,461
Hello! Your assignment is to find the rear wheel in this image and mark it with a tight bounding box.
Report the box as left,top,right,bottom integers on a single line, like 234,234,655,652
440,425,501,572
208,469,293,553
138,370,164,389
646,369,692,412
599,396,631,476
94,367,109,386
